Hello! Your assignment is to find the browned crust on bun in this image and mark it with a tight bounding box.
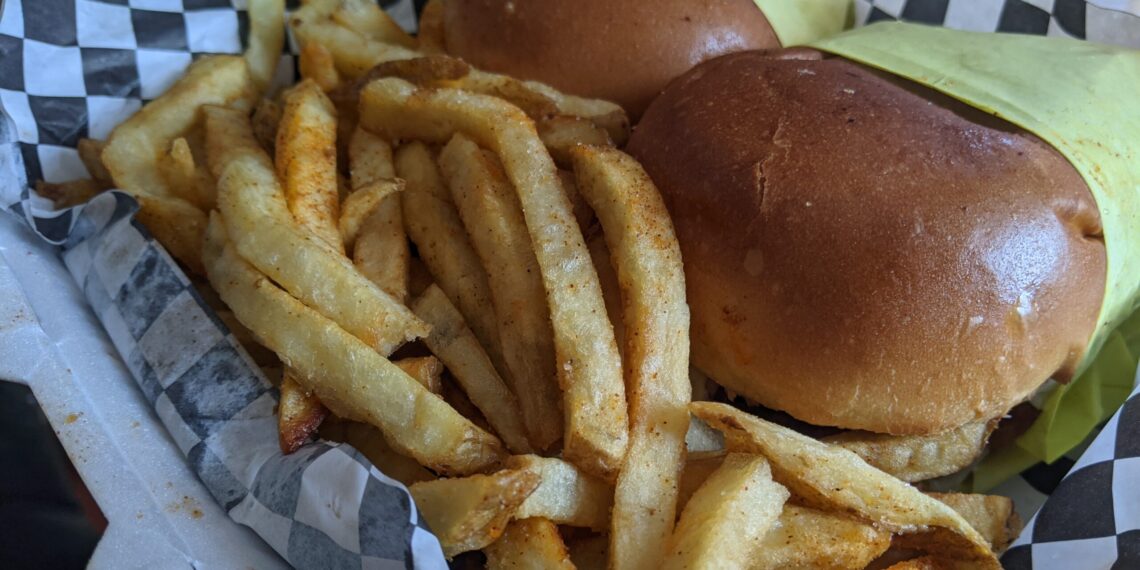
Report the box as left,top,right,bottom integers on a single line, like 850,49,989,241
441,0,779,118
628,49,1106,435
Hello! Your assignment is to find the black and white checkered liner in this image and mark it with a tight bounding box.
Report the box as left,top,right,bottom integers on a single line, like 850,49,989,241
1,0,1138,567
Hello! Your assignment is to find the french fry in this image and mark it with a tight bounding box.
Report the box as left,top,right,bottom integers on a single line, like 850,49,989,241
438,134,562,451
35,179,104,209
330,0,416,48
409,469,541,557
927,493,1022,554
251,97,282,154
539,115,614,168
134,194,209,275
278,371,327,454
557,169,594,230
203,215,503,475
677,452,725,513
276,79,343,252
506,455,613,531
823,421,995,483
355,55,471,86
158,137,207,209
244,0,285,94
484,518,575,570
214,309,279,367
664,453,788,570
883,556,975,570
690,402,1001,568
417,0,446,54
76,138,112,187
362,78,628,480
395,356,445,395
395,142,506,368
685,418,724,454
338,178,404,253
752,505,892,569
412,285,532,454
332,420,437,486
348,128,408,300
570,145,692,570
299,41,341,92
291,12,418,78
204,105,428,355
586,232,623,357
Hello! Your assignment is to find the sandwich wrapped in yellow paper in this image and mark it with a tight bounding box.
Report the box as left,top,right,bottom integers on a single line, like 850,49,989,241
811,22,1140,487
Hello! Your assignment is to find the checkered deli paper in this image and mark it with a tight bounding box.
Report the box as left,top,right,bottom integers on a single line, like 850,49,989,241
0,0,1138,568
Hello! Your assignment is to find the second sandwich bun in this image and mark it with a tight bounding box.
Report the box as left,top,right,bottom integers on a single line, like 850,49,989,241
628,49,1107,435
441,0,779,117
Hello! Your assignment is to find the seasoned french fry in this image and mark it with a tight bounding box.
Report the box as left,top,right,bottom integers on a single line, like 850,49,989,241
134,193,209,275
395,356,445,395
276,79,343,252
330,0,416,47
557,169,594,230
348,128,408,300
77,138,112,187
158,137,206,208
334,421,437,486
395,142,506,369
251,97,283,154
338,178,403,253
691,402,1000,568
291,13,418,78
752,505,892,569
927,493,1022,554
417,0,446,54
539,116,614,168
244,0,285,94
506,455,613,531
412,285,532,454
203,215,503,475
664,453,788,570
823,421,995,483
677,452,725,513
571,145,692,570
35,179,104,209
204,105,428,355
586,232,623,357
409,469,541,557
299,41,341,92
362,78,628,480
439,134,562,451
278,371,327,454
484,518,575,570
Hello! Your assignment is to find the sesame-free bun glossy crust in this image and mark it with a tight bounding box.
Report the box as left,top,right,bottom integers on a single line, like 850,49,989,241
627,50,1106,435
441,0,779,118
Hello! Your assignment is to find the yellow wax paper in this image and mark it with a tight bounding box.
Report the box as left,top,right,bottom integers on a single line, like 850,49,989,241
810,22,1140,486
752,0,853,46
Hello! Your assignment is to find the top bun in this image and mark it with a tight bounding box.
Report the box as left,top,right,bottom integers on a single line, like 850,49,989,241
441,0,779,118
628,50,1106,435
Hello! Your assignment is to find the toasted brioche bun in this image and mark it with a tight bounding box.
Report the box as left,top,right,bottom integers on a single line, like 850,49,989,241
441,0,779,118
628,49,1106,435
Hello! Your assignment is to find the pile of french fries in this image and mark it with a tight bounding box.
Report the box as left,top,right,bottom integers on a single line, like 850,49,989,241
39,0,1024,567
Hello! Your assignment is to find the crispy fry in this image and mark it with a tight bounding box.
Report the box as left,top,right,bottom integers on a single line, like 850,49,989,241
927,493,1022,554
539,116,613,168
135,193,209,275
416,0,446,54
484,518,575,570
571,145,691,570
412,285,532,454
356,55,471,86
35,179,104,209
395,142,506,369
442,376,494,434
557,169,594,230
677,452,725,513
883,556,975,570
244,0,285,93
204,105,428,355
395,356,445,395
823,421,995,483
362,78,628,480
291,13,418,78
506,455,613,531
330,0,416,47
158,137,207,208
665,453,788,570
338,178,404,252
77,138,112,187
409,469,541,557
691,402,1000,568
752,506,892,570
203,215,503,474
276,79,343,251
299,41,341,92
278,371,327,453
439,134,562,451
586,232,623,357
326,420,437,486
348,128,408,300
251,97,283,154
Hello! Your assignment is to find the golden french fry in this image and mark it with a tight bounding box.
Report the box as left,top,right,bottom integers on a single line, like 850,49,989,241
362,78,628,480
521,80,630,146
157,137,204,208
278,371,327,454
355,55,471,86
505,455,613,531
395,142,506,369
417,0,446,54
338,178,404,252
409,469,541,557
438,134,562,451
135,193,208,275
691,402,1000,568
299,41,341,92
883,556,975,570
557,169,594,230
204,105,428,355
251,97,282,154
442,377,493,434
752,505,892,570
570,145,692,570
35,179,104,209
823,421,995,483
395,356,445,395
665,453,788,570
77,138,112,187
586,231,623,358
677,452,725,513
244,0,285,94
927,493,1022,554
203,215,503,475
348,128,408,300
484,518,575,570
539,116,614,168
412,285,532,454
291,12,418,78
324,420,437,486
330,0,416,48
276,79,343,252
